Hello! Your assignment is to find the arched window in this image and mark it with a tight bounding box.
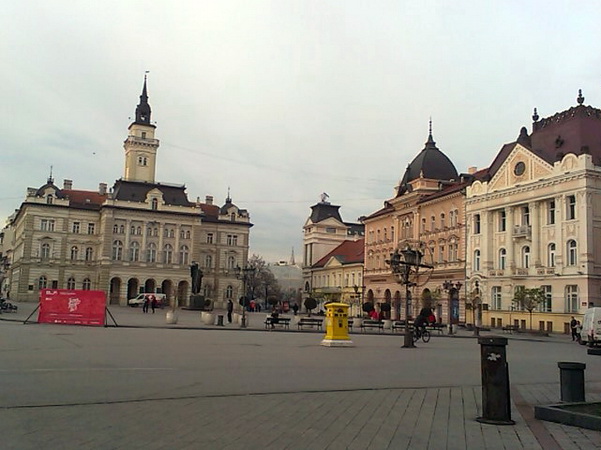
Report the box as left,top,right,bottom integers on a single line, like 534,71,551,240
151,198,158,210
522,246,530,268
41,242,51,259
130,226,135,235
473,250,481,271
548,243,556,267
567,240,577,266
231,213,236,222
205,254,212,268
179,245,189,265
46,194,53,204
226,285,233,299
67,277,76,289
153,228,158,237
130,242,140,262
147,243,157,263
119,224,124,234
169,229,174,238
82,278,91,290
499,248,506,270
440,213,445,228
227,255,236,269
85,247,93,261
113,224,119,233
185,230,190,239
38,276,47,289
164,244,173,264
136,226,142,235
70,246,78,261
112,240,123,260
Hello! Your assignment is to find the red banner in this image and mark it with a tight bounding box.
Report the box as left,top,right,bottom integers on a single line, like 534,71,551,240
38,289,106,326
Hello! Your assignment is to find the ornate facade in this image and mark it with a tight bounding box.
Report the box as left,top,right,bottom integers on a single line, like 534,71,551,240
2,79,252,307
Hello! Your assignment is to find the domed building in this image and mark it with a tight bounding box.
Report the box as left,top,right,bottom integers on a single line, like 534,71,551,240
362,125,471,325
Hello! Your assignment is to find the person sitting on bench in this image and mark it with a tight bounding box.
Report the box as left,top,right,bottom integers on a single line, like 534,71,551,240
270,308,280,329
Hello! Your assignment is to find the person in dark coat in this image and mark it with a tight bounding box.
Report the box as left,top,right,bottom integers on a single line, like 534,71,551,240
227,299,234,323
142,297,149,313
570,316,578,341
150,295,157,314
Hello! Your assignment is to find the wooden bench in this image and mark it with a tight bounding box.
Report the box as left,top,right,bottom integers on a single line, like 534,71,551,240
265,317,291,330
426,323,445,334
297,318,323,330
502,325,519,334
392,320,408,332
360,320,384,332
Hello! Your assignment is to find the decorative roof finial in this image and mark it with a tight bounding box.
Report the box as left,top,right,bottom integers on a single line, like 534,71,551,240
226,186,231,202
48,165,54,184
429,117,432,137
577,89,584,105
532,107,539,122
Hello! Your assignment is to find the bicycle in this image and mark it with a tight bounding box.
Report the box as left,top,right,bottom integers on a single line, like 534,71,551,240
412,325,431,343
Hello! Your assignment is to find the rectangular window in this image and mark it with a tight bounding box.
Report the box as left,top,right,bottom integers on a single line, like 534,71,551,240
491,286,502,310
226,234,238,246
40,219,55,231
498,210,506,232
522,206,530,226
207,233,213,244
88,223,95,234
548,200,556,225
565,285,578,313
540,285,552,312
567,195,576,220
474,214,481,234
326,227,336,233
72,222,80,233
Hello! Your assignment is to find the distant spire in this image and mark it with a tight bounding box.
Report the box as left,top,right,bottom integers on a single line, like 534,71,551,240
425,118,436,147
134,72,152,125
290,247,295,265
226,186,231,203
577,89,584,105
532,107,539,122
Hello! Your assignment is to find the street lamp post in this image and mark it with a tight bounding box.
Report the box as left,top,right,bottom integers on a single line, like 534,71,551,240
387,244,432,348
352,284,365,317
235,265,255,328
473,280,481,336
442,280,462,335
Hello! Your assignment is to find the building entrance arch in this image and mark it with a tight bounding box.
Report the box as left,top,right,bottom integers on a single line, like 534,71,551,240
177,280,189,306
161,279,173,307
145,278,156,293
109,277,121,305
127,278,139,300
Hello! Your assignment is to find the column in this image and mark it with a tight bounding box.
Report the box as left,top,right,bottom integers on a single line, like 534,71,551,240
506,207,514,270
530,202,540,267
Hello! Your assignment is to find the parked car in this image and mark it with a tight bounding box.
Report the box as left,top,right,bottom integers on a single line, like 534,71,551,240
581,307,601,346
127,293,166,308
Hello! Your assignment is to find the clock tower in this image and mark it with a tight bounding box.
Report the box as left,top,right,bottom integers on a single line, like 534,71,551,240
123,75,159,183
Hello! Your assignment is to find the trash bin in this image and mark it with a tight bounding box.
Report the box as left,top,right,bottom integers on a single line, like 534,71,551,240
558,362,586,402
217,315,224,326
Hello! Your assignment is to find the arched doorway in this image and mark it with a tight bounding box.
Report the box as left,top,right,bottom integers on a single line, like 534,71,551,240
177,280,189,306
145,278,156,293
382,289,392,319
109,277,121,305
127,278,139,300
161,280,173,307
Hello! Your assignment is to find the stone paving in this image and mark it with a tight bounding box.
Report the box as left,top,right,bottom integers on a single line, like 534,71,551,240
2,302,601,449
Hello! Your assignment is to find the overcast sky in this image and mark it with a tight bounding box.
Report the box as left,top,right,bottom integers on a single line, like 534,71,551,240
2,1,600,262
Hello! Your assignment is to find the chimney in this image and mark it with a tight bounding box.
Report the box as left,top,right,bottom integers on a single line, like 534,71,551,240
205,195,213,205
467,166,477,174
63,179,73,190
99,183,107,195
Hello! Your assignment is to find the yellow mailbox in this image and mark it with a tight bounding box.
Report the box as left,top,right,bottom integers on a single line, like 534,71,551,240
321,302,354,347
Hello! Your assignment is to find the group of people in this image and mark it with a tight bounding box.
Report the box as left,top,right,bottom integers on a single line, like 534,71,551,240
570,316,583,343
142,295,158,314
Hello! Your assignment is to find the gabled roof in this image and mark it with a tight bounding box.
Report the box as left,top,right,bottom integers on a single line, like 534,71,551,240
312,238,364,268
112,180,193,206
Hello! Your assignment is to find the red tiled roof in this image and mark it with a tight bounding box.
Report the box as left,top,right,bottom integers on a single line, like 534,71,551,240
62,190,108,209
313,238,364,268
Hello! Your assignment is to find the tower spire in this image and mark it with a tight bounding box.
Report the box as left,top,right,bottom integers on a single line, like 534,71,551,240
134,72,152,125
290,247,295,265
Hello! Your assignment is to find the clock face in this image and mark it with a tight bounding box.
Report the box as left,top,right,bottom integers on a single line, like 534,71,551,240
514,161,525,176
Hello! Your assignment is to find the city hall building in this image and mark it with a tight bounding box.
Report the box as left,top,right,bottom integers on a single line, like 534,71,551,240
1,79,252,307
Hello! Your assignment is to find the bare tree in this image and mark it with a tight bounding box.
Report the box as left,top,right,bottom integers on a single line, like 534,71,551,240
246,254,281,307
512,286,545,331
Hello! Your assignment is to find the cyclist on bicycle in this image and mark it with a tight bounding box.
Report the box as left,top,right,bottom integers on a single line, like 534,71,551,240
414,306,433,334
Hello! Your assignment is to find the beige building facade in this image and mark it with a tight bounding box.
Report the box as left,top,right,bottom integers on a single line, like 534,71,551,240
2,79,252,308
466,94,601,333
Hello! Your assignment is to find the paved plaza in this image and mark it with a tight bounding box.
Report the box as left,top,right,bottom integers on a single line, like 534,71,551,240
1,303,601,449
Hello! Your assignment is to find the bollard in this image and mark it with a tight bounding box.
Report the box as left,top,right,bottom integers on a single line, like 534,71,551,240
217,315,224,326
558,362,586,402
477,337,515,425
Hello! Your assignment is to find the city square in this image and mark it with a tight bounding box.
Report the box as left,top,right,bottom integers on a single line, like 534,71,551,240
2,304,600,449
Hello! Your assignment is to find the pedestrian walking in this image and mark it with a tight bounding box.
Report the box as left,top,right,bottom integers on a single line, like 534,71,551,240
292,303,299,315
142,297,149,313
227,299,233,323
570,316,578,341
151,295,157,314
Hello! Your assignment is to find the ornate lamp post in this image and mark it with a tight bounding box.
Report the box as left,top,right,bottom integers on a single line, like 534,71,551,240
387,244,432,348
472,280,482,336
235,265,255,328
353,284,365,317
442,280,462,335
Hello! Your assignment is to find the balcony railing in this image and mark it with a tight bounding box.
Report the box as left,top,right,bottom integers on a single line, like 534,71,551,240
513,225,531,238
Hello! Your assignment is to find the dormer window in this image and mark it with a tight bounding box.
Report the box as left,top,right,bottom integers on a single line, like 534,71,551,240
141,131,147,139
46,194,53,204
231,213,235,222
151,198,158,210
